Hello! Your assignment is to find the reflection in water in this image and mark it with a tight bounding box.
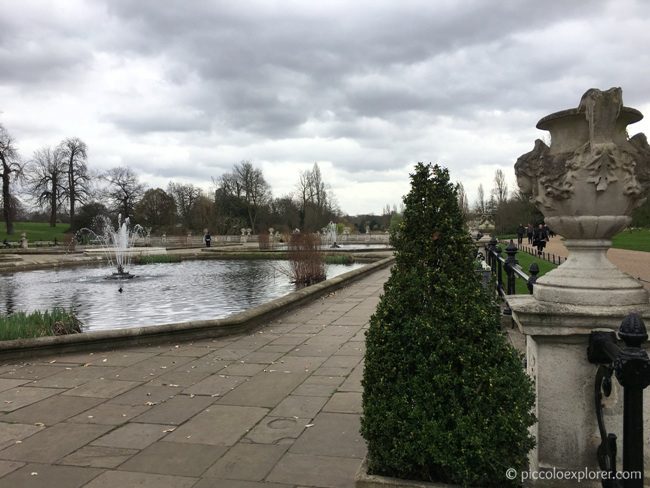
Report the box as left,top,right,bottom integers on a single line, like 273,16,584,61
1,276,17,315
0,260,362,332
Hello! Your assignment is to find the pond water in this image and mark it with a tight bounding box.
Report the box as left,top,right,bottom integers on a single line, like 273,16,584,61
0,260,363,331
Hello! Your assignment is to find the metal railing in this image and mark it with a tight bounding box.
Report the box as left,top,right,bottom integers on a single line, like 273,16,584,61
514,242,567,265
484,237,541,315
588,314,650,487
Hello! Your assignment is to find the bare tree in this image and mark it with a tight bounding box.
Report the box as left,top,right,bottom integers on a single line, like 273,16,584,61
167,182,202,230
295,162,335,231
214,161,271,233
492,169,509,206
103,167,145,218
0,124,23,234
58,137,90,229
27,146,67,227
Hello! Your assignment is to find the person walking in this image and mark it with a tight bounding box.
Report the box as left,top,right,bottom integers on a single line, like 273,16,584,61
526,223,534,245
516,224,525,245
533,223,549,257
204,231,212,248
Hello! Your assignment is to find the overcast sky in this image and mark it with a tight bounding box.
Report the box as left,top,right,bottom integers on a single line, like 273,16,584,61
2,0,650,215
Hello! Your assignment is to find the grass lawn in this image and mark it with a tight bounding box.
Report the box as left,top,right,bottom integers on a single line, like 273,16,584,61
2,221,71,243
612,228,650,252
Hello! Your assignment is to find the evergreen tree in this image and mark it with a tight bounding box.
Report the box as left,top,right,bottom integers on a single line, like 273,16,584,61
361,163,535,487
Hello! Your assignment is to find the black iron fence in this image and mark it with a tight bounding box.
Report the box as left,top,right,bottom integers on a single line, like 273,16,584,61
483,237,541,316
515,242,567,265
588,314,650,488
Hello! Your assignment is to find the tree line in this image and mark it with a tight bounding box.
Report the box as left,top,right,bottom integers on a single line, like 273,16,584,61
0,123,375,237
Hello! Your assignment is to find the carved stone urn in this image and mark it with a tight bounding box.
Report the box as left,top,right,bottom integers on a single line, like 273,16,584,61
515,87,650,306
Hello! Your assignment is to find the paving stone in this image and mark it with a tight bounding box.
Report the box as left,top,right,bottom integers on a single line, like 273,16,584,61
37,351,99,364
288,344,340,357
3,394,104,425
0,387,64,412
67,403,150,425
0,423,44,450
203,443,287,481
29,366,119,389
209,349,250,361
242,351,285,363
257,343,298,354
166,405,267,446
269,395,328,418
312,366,354,377
227,335,277,350
218,371,308,408
290,413,366,458
322,392,362,414
337,368,362,393
0,459,23,477
82,470,197,488
193,479,291,488
107,384,177,406
108,355,193,382
321,356,361,369
244,416,309,444
182,373,245,397
272,355,326,373
90,422,173,450
267,452,360,488
174,356,228,374
118,441,227,476
269,334,311,346
220,362,267,376
0,422,111,463
292,376,344,397
86,351,159,367
60,445,138,468
146,369,212,387
0,364,67,380
132,394,214,425
333,342,365,356
61,378,140,399
160,344,217,357
0,379,29,392
0,463,102,488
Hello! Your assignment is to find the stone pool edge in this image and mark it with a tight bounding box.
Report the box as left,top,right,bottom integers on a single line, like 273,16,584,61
0,256,394,361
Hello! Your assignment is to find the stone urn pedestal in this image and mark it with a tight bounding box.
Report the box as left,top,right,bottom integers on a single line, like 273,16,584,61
513,88,650,486
516,87,650,308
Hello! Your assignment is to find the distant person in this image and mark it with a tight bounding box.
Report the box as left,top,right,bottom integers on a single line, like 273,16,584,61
545,224,555,238
204,231,211,248
526,223,534,245
516,224,525,245
533,223,549,257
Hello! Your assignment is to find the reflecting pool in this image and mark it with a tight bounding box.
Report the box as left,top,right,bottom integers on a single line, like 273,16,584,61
0,260,363,331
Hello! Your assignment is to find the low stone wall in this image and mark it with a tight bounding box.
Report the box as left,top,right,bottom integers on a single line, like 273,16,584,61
0,256,394,362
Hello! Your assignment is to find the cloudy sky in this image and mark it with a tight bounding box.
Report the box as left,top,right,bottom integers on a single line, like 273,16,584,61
2,0,650,215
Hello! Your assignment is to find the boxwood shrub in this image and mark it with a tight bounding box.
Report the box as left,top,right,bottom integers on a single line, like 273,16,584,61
361,163,535,487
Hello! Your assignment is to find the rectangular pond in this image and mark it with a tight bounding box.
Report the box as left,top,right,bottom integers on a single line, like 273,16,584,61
0,260,364,332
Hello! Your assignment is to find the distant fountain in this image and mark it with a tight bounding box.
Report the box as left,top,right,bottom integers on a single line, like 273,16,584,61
79,215,167,279
325,222,340,248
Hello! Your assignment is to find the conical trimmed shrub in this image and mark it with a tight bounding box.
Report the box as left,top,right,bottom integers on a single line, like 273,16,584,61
361,163,535,487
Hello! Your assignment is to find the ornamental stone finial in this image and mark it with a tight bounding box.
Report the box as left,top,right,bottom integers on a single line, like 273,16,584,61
515,87,650,306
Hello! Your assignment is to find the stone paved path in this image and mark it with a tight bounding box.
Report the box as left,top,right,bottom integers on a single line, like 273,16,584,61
0,267,390,488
